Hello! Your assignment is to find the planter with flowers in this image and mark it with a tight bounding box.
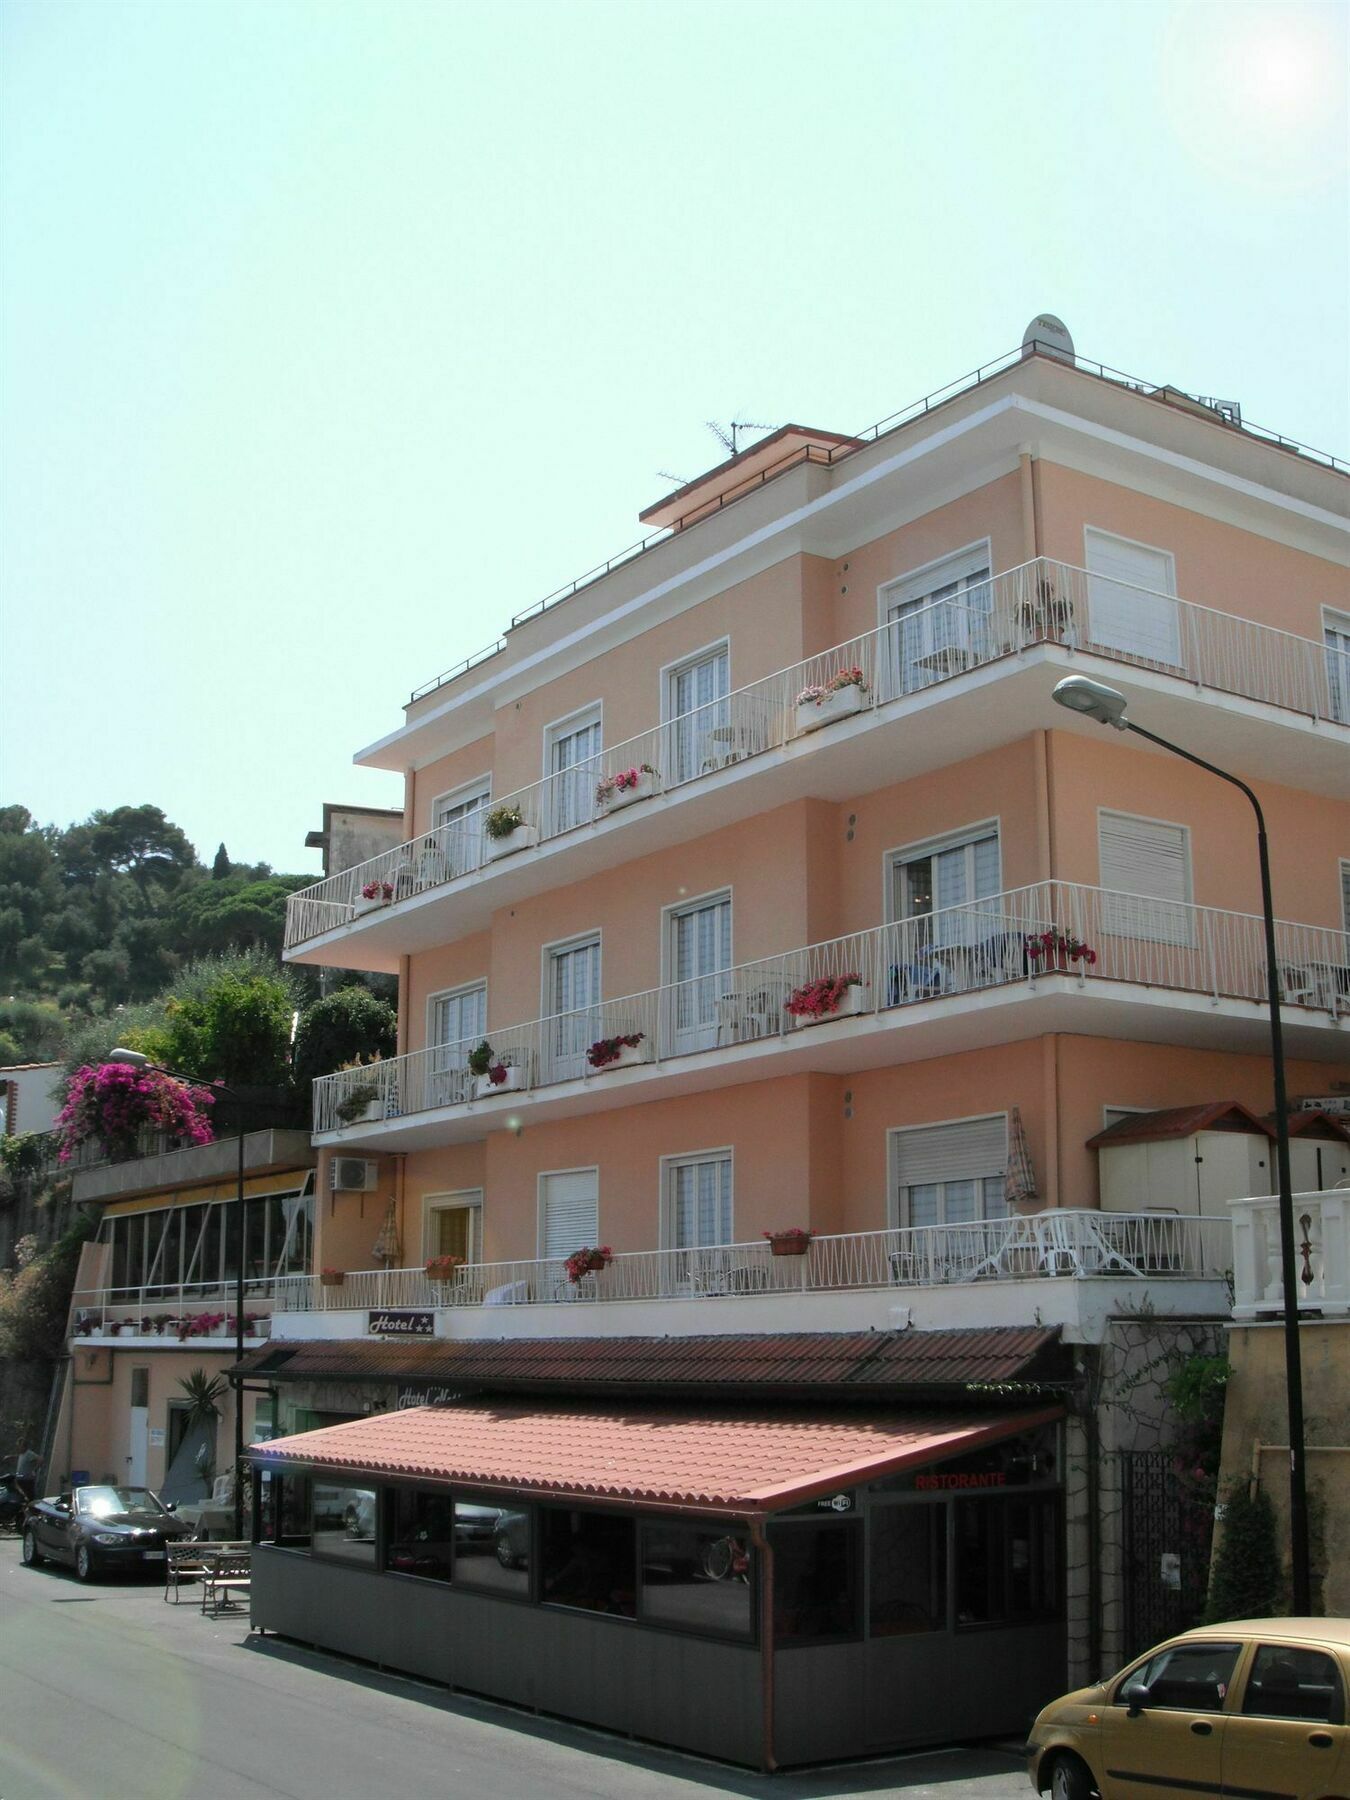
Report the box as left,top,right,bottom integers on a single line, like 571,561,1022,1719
795,666,870,734
484,803,537,861
336,1059,385,1125
468,1039,525,1098
586,1032,646,1072
1024,928,1097,975
784,973,866,1027
425,1254,464,1291
764,1228,813,1258
596,764,660,813
319,1268,345,1289
564,1244,613,1285
355,879,395,915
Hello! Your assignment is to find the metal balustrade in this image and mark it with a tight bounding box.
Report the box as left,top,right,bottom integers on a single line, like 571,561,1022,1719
312,879,1350,1134
287,556,1349,951
1232,1189,1350,1319
69,1277,282,1339
267,1209,1232,1318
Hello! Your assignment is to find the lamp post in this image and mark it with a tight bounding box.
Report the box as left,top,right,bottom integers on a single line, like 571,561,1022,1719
1050,675,1311,1614
108,1049,251,1539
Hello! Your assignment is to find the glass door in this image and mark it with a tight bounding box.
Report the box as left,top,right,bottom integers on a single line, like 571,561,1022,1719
546,938,601,1082
433,785,491,880
667,646,730,785
1326,615,1350,724
891,830,1002,993
885,561,991,698
547,713,602,837
430,984,486,1104
670,895,731,1054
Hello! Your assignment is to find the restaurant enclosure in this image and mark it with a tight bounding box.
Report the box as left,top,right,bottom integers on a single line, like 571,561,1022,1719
247,1328,1069,1769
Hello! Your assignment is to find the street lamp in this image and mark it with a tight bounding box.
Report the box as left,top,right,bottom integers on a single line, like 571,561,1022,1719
1050,675,1311,1614
108,1049,251,1539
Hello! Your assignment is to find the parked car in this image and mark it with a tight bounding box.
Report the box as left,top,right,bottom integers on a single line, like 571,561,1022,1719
22,1484,193,1581
1027,1616,1350,1799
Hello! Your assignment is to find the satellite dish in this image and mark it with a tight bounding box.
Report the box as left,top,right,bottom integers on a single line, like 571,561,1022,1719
1022,314,1075,362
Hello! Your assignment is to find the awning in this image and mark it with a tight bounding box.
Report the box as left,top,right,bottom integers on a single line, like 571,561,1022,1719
252,1401,1062,1518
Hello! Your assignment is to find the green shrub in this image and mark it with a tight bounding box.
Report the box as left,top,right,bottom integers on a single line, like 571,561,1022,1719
291,988,397,1103
1206,1483,1283,1622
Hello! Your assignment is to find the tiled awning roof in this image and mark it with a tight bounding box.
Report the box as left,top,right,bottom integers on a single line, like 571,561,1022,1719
237,1325,1066,1397
253,1401,1061,1516
1086,1101,1274,1148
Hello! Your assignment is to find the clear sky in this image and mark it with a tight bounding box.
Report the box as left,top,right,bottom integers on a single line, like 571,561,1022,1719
3,0,1346,874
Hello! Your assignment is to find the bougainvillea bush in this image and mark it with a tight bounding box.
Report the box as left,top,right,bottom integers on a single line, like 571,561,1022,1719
56,1062,215,1164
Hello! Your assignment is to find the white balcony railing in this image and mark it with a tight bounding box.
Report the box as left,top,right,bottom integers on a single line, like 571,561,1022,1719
270,1210,1232,1316
1232,1189,1350,1319
313,879,1350,1135
285,556,1350,949
69,1277,284,1341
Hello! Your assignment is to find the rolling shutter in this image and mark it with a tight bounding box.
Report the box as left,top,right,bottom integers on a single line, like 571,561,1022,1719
1085,531,1180,667
1099,812,1193,945
892,1116,1007,1187
540,1170,598,1260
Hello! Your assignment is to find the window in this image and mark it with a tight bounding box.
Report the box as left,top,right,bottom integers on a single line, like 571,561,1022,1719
539,1169,598,1262
666,1153,733,1249
258,1470,310,1548
1084,528,1180,666
882,544,994,697
385,1488,454,1583
428,983,487,1103
453,1498,529,1596
892,1116,1009,1229
889,824,1008,977
1123,1640,1242,1712
545,707,602,836
639,1522,753,1640
544,935,601,1082
665,642,730,784
312,1482,377,1566
1341,860,1350,941
954,1495,1059,1627
668,891,731,1053
1098,810,1194,946
870,1504,947,1635
424,1192,481,1266
1242,1643,1343,1723
432,780,491,879
1325,613,1350,724
773,1522,862,1645
102,1181,314,1293
540,1507,636,1617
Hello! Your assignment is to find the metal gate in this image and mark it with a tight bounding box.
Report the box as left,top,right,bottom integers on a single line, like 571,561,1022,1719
1118,1450,1212,1660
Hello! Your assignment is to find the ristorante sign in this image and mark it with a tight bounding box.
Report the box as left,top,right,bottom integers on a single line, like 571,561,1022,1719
368,1309,435,1338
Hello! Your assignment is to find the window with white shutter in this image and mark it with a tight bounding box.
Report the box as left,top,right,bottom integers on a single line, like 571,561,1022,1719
1084,529,1180,667
1098,811,1194,946
539,1169,599,1261
891,1116,1008,1228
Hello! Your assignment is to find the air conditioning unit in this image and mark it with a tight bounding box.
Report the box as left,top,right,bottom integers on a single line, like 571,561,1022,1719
330,1157,378,1193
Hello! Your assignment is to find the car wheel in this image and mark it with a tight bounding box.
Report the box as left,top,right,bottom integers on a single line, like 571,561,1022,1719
75,1543,94,1583
21,1527,42,1567
493,1533,517,1569
1048,1752,1096,1800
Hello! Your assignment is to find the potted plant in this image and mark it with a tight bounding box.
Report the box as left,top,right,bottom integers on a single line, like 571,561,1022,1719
595,764,660,812
586,1031,646,1071
468,1039,525,1098
764,1227,813,1257
425,1254,464,1286
795,665,870,734
784,972,866,1025
564,1244,613,1284
483,802,537,861
1024,928,1097,974
355,878,395,915
335,1057,384,1124
319,1267,345,1288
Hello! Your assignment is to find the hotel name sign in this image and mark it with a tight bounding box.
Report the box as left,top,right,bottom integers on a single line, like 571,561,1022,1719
368,1308,435,1338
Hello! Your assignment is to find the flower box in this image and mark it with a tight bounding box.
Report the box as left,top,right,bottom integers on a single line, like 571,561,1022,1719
597,768,659,812
475,1065,525,1098
766,1231,812,1257
586,1032,646,1072
484,823,538,862
600,1041,645,1070
796,686,866,735
787,979,867,1026
353,894,389,916
319,1270,345,1288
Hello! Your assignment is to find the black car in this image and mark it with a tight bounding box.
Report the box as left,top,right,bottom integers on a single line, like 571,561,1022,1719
23,1484,193,1581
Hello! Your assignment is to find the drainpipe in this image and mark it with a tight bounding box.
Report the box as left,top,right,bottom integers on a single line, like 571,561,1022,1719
1018,446,1040,561
1085,1377,1102,1678
749,1517,777,1772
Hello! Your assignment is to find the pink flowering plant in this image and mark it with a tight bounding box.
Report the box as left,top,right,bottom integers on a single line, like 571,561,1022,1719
564,1244,613,1284
1024,928,1097,967
56,1062,215,1165
361,879,395,902
762,1227,813,1243
784,973,863,1019
595,764,658,806
795,665,869,707
586,1032,645,1069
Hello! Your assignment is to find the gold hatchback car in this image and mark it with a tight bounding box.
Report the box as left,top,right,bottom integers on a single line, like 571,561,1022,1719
1027,1617,1350,1800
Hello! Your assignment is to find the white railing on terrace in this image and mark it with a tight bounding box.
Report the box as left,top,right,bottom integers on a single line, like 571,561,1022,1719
312,879,1350,1134
271,1210,1232,1316
69,1277,284,1339
1232,1189,1350,1319
286,557,1350,950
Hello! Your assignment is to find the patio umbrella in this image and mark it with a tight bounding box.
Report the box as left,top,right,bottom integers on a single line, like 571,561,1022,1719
371,1199,402,1263
1005,1106,1038,1208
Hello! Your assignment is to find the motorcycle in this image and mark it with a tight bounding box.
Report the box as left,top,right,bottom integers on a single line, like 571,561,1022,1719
0,1470,28,1533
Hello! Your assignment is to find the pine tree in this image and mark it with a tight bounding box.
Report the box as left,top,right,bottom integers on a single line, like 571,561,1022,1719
211,842,231,880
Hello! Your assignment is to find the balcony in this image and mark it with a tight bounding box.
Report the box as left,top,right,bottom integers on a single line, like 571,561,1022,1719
1232,1189,1350,1319
266,1211,1233,1344
313,880,1349,1150
69,1277,284,1345
286,556,1350,969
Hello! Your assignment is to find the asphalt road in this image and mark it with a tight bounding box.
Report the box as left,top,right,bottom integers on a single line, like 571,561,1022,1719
0,1539,1034,1800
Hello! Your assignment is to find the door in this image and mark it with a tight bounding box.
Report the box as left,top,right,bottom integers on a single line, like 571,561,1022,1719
433,784,491,879
540,1170,598,1264
1084,530,1181,668
430,984,487,1103
884,552,992,697
545,938,600,1082
426,1196,481,1266
1224,1642,1349,1799
891,828,1004,989
1096,1640,1240,1797
1326,614,1350,724
667,645,730,785
127,1366,149,1488
669,894,731,1054
546,712,602,837
668,1154,733,1291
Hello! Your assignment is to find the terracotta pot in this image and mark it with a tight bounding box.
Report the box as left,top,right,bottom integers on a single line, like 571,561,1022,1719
769,1236,811,1257
319,1271,345,1288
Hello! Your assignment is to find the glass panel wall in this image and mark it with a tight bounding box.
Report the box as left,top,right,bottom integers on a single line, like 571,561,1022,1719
639,1523,752,1640
540,1507,636,1618
773,1523,862,1645
869,1504,947,1635
452,1499,529,1597
99,1184,314,1293
312,1482,377,1565
385,1488,454,1582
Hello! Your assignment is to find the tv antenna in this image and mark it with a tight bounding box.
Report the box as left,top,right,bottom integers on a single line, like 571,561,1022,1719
707,417,774,458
